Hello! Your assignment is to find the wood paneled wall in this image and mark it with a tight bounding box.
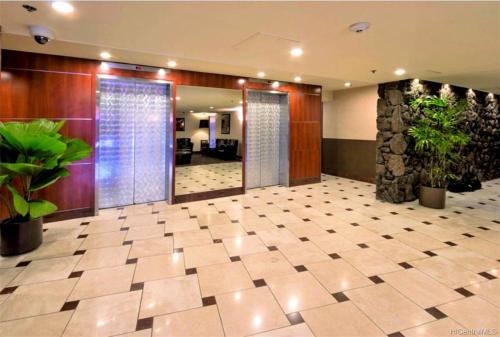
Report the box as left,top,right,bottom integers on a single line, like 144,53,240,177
1,50,321,219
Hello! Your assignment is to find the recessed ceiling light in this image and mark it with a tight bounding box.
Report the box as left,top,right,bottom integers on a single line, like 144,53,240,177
189,110,194,113
52,1,74,14
167,60,177,68
294,76,302,83
239,101,243,104
99,51,111,60
99,62,109,71
257,71,266,78
176,96,181,101
290,47,303,57
271,81,280,88
157,69,166,76
209,106,214,109
238,79,246,84
394,68,406,76
344,82,352,87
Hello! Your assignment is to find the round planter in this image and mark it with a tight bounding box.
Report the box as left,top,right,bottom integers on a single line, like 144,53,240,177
419,185,446,209
0,217,43,256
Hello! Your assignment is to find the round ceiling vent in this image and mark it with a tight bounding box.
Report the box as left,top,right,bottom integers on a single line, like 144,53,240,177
349,22,370,33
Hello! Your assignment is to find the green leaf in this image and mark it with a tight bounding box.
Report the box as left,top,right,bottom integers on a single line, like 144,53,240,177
58,139,92,166
28,200,58,219
0,174,10,186
29,168,69,191
6,185,29,216
0,163,43,176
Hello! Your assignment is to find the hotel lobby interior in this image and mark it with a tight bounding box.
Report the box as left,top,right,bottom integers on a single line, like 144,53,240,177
0,2,499,337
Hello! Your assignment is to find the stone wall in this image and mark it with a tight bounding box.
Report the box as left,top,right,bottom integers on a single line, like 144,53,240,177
376,79,499,203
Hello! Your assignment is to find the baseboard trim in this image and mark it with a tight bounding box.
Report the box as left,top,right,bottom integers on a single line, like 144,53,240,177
44,208,95,223
289,176,321,187
174,187,244,204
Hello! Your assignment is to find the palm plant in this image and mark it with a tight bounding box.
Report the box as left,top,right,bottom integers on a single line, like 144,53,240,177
408,96,470,188
0,119,92,222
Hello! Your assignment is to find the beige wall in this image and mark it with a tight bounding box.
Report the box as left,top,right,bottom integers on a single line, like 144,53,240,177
322,85,378,140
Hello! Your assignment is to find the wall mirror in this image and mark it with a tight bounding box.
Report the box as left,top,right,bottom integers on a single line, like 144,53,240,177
174,85,243,199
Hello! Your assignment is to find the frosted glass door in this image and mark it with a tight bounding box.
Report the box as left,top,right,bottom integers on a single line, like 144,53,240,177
259,93,281,187
246,91,262,189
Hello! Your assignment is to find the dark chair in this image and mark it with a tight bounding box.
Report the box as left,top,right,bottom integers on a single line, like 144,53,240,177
177,138,193,151
176,138,193,165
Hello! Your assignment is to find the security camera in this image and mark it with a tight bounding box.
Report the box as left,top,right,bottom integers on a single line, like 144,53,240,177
28,25,55,45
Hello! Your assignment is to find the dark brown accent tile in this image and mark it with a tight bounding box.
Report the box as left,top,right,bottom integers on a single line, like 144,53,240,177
382,235,393,240
479,271,497,280
118,216,127,220
325,213,333,216
80,222,90,226
208,203,214,206
454,211,462,215
189,215,197,219
369,276,384,284
185,268,197,275
258,214,266,218
181,207,188,210
286,312,304,325
126,258,138,264
152,211,159,215
455,287,474,297
120,227,129,231
294,265,307,272
200,226,208,230
277,224,285,228
350,223,359,227
230,256,241,262
43,228,48,232
492,220,500,224
213,239,222,244
478,226,490,231
329,253,341,259
231,220,239,223
253,279,267,287
423,251,437,257
136,317,154,331
345,208,353,211
299,237,309,242
422,221,432,225
390,212,399,215
174,248,183,253
157,220,166,224
302,218,311,222
398,262,413,269
16,260,31,267
74,250,86,255
305,205,312,208
244,206,251,209
407,207,415,210
0,286,17,295
371,217,380,220
218,211,226,214
462,233,475,238
358,243,369,249
324,201,331,204
425,307,447,319
387,332,405,337
283,209,290,213
202,296,216,306
404,227,414,232
117,207,125,210
268,246,278,251
445,241,457,246
123,240,133,246
439,216,448,220
69,271,84,279
247,231,256,235
327,229,336,234
61,300,79,311
332,292,349,302
164,232,173,237
130,282,144,291
77,234,88,239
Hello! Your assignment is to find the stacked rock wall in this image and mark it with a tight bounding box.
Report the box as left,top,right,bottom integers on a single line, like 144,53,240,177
376,79,499,203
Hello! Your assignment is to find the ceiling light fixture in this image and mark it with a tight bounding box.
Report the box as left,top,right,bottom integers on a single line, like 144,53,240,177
167,60,177,68
257,71,266,78
157,68,166,76
290,47,303,57
99,62,109,71
271,81,280,88
209,106,214,109
51,1,74,14
176,96,181,101
239,101,243,104
349,22,370,33
394,68,406,76
99,51,111,60
238,79,246,84
344,82,352,87
294,76,302,83
189,110,194,113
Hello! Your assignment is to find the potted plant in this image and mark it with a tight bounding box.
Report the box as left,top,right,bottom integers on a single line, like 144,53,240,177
0,119,92,256
408,95,469,209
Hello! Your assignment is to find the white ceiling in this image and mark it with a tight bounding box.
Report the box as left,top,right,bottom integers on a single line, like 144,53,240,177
1,1,499,93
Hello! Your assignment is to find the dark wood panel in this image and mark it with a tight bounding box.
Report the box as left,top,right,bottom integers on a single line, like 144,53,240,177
2,50,97,74
290,92,322,122
290,149,321,180
0,69,93,119
322,138,376,183
290,122,321,151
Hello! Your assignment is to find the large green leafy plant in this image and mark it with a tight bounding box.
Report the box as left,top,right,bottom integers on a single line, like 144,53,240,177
0,120,92,222
409,96,470,188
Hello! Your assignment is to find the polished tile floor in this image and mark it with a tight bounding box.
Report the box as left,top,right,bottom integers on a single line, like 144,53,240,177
0,174,499,337
175,162,242,195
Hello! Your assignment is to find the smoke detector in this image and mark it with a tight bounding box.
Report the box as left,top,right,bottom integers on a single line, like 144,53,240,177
349,22,370,33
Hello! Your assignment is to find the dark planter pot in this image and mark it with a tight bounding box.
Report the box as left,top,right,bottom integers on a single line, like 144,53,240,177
0,217,43,256
419,185,446,209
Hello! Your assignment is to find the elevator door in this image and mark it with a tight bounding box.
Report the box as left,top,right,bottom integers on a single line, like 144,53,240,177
246,91,289,189
98,77,170,208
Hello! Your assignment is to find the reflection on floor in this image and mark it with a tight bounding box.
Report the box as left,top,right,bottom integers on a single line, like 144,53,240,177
177,153,241,166
0,174,498,337
175,162,242,195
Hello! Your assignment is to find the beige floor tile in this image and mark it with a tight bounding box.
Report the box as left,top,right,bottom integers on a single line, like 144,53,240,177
133,253,185,283
0,267,24,288
75,245,130,271
465,279,500,307
266,212,303,225
173,229,213,248
309,216,353,231
305,259,372,293
223,235,268,257
64,290,141,337
152,306,224,337
80,231,127,250
284,222,326,237
381,268,462,308
238,217,276,232
216,286,289,336
266,271,335,313
196,213,232,226
208,223,246,240
401,318,464,337
0,278,77,321
129,237,173,259
256,229,300,246
433,246,499,273
308,233,359,254
438,296,500,330
393,231,448,251
11,256,80,286
412,256,489,288
197,261,254,297
82,219,124,234
301,302,386,337
0,311,73,337
125,225,165,241
158,209,190,222
140,275,202,318
340,248,403,276
43,226,84,242
412,224,464,242
455,237,500,260
251,323,314,337
184,243,230,269
241,251,297,280
278,241,330,266
369,239,428,263
164,219,200,233
69,264,135,301
337,227,384,244
345,283,434,334
119,204,153,216
116,329,152,337
123,214,158,227
0,255,25,269
22,238,83,261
